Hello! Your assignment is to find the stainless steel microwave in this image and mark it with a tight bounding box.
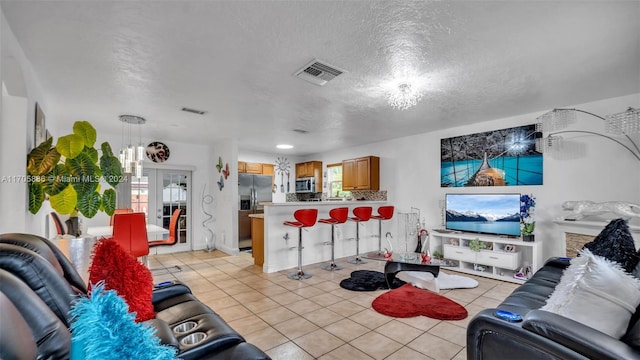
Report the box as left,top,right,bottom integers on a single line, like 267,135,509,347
295,177,316,193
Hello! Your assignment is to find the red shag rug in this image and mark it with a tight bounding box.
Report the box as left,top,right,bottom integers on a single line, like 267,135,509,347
372,284,468,320
88,239,155,322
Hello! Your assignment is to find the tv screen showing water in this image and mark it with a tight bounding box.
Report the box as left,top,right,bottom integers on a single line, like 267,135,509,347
445,193,521,236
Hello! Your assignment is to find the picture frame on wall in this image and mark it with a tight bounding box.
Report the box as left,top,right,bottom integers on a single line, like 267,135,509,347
440,124,543,187
34,102,46,146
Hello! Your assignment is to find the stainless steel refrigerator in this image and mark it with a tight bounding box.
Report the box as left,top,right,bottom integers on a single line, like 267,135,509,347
238,174,273,244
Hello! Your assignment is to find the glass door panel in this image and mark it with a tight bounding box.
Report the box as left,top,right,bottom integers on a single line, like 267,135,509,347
133,168,191,252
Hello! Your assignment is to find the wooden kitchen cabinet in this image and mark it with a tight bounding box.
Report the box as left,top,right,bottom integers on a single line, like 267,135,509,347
238,161,268,174
295,161,322,179
245,162,263,174
342,156,379,190
262,164,274,176
251,216,264,266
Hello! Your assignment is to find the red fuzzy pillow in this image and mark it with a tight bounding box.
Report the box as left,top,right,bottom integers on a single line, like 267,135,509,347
88,239,155,322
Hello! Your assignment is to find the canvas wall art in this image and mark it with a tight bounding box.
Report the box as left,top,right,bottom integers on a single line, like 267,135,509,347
440,124,542,187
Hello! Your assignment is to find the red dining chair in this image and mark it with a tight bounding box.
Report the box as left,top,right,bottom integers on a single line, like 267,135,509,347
149,209,183,249
367,205,395,259
148,209,184,273
110,208,134,226
50,212,66,235
318,207,349,271
283,209,318,280
111,212,149,260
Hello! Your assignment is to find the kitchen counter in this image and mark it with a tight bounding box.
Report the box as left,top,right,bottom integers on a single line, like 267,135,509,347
260,200,386,206
260,200,389,273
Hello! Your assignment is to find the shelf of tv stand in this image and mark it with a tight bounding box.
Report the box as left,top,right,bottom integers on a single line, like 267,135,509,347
430,230,543,284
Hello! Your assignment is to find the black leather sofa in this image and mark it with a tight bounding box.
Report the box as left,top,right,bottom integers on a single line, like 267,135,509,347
467,257,640,360
0,233,270,360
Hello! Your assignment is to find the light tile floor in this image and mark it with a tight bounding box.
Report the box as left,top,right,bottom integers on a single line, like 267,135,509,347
150,251,518,360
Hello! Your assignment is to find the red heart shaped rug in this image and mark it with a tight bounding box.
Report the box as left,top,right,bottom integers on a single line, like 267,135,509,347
372,284,467,320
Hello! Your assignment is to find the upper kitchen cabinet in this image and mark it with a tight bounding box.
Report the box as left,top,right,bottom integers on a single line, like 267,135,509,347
238,161,263,174
295,161,322,179
262,164,274,176
342,156,379,190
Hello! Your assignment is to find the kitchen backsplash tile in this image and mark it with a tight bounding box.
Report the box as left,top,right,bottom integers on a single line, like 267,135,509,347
286,190,387,202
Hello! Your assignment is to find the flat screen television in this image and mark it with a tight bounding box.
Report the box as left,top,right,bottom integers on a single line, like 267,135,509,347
445,193,521,237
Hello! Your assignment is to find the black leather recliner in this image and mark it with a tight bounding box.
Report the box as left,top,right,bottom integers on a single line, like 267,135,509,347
0,269,71,358
0,233,270,360
467,257,640,360
0,291,39,359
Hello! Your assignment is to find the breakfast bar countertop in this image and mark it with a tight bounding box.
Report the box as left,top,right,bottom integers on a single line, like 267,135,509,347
261,200,386,206
260,200,388,273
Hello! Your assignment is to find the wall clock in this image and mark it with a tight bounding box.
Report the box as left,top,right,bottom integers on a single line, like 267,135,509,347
146,141,170,163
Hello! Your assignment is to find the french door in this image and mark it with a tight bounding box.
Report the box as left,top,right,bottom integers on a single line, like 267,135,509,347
131,168,191,253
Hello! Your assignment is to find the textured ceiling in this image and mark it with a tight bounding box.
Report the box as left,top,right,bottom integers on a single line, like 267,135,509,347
2,1,639,155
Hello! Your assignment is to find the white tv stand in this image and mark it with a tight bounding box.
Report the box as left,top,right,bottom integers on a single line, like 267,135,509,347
430,230,543,284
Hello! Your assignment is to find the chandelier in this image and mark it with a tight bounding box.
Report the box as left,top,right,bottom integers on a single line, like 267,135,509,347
388,83,423,111
119,115,146,178
534,107,640,162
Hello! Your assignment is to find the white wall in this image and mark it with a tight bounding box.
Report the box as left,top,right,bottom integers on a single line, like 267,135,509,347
307,93,640,260
212,138,238,254
0,94,27,232
1,8,48,237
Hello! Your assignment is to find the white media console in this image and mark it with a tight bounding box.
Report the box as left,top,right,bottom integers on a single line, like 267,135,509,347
430,230,544,284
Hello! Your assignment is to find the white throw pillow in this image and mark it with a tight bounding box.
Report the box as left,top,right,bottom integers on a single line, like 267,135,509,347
541,248,640,338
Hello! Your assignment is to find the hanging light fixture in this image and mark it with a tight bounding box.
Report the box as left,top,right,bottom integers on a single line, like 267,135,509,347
604,107,640,135
388,83,423,111
533,107,640,162
119,115,146,179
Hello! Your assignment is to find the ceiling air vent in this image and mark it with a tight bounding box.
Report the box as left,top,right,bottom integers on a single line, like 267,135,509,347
181,107,207,115
294,59,346,86
293,128,309,134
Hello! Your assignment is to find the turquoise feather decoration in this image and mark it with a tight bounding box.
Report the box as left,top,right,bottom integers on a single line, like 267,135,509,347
69,282,178,360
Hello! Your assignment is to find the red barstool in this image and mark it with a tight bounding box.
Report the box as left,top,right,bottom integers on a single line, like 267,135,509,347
318,207,349,271
347,206,372,264
283,209,318,280
366,206,395,259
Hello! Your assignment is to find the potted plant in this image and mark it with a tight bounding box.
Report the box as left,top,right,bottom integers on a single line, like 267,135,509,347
469,238,487,252
520,194,536,241
27,121,123,236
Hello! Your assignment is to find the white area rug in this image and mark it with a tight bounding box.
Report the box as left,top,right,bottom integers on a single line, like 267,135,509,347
396,271,479,293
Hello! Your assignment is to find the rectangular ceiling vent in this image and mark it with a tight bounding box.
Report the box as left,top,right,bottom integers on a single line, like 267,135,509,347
181,107,207,115
293,128,309,134
294,59,346,86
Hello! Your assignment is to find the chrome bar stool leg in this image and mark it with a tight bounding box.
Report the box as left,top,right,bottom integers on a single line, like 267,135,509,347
322,224,343,271
348,222,367,264
288,227,311,279
366,206,394,260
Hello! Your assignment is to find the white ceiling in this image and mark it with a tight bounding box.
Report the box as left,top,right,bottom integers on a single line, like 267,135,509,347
2,1,639,156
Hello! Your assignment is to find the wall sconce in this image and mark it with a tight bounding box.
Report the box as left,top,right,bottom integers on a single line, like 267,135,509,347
534,107,640,162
